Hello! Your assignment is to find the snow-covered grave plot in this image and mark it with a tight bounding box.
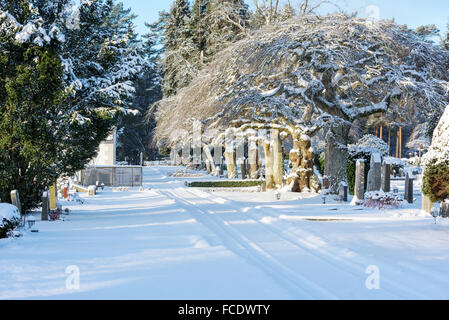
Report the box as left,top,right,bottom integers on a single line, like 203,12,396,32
1,166,449,299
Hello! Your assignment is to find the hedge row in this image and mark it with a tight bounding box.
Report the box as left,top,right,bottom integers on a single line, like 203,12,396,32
187,181,263,188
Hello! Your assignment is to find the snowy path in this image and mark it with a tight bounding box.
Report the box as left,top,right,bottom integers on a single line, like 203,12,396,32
1,166,449,299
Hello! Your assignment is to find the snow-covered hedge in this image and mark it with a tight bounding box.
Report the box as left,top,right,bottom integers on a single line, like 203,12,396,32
423,106,449,202
0,203,20,239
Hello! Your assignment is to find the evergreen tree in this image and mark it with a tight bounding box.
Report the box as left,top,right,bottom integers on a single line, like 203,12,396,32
59,0,148,169
190,0,208,65
116,16,163,164
203,0,249,59
162,0,198,97
0,0,147,211
0,0,70,211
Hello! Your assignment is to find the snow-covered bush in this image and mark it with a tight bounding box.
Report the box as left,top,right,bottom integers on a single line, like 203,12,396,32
423,106,449,202
363,191,401,209
0,204,21,239
355,135,389,156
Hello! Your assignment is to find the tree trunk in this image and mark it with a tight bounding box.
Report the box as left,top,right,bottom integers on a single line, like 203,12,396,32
288,132,319,192
248,137,259,179
288,133,302,192
271,129,284,187
324,126,349,194
241,159,247,179
298,135,316,192
262,141,274,189
225,131,237,179
202,144,216,174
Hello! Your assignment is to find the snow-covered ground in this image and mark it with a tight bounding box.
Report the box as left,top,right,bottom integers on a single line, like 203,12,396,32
1,166,449,300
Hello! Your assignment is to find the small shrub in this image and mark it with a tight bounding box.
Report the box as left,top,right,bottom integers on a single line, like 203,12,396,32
423,160,449,203
0,217,21,239
49,210,60,221
346,159,356,195
363,191,401,209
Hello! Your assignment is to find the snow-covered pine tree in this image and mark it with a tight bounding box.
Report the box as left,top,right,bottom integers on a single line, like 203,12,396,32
0,0,70,211
190,0,208,65
0,0,147,211
58,0,148,171
116,13,163,164
162,0,198,97
422,105,449,202
203,0,249,59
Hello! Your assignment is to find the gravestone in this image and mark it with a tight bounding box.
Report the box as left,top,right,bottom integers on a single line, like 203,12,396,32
421,194,434,214
10,190,22,215
441,201,449,218
49,183,57,211
404,173,414,204
88,185,96,196
354,159,366,202
381,162,391,192
339,182,349,202
42,191,49,221
260,180,267,192
367,153,382,192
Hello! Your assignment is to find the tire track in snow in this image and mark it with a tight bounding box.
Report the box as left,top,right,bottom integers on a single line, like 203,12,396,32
145,167,431,298
236,200,449,298
145,168,337,298
157,186,337,299
179,186,429,299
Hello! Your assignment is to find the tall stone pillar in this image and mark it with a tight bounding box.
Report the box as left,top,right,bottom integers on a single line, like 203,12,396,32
381,162,391,192
354,159,365,203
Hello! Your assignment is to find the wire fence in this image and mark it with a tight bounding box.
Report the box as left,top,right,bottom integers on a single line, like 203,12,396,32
80,166,143,187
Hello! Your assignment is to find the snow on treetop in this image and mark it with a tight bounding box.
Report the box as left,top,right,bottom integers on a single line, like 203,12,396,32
354,134,389,156
0,9,66,46
155,14,449,147
423,105,449,166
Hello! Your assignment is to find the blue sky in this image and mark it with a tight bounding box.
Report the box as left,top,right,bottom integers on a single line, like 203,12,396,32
122,0,449,40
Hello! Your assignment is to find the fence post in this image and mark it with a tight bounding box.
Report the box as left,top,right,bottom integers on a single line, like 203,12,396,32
42,191,49,221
